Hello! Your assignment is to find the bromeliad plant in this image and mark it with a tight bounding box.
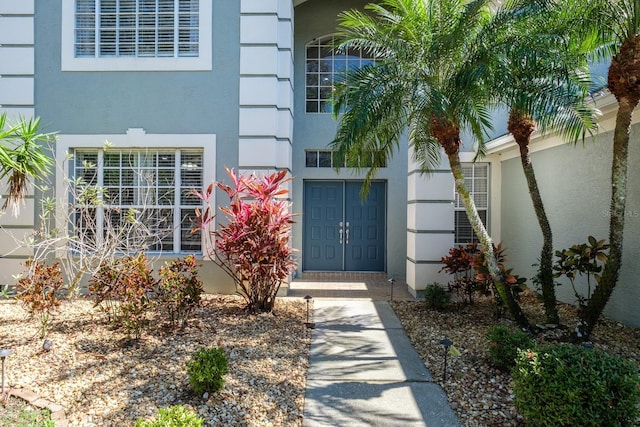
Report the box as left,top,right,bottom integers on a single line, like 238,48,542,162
193,168,296,313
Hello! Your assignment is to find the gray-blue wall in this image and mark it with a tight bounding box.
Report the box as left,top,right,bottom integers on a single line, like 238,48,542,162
34,0,240,179
293,0,408,279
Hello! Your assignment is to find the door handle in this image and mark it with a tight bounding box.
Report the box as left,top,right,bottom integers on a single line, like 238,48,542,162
339,227,343,244
345,222,350,245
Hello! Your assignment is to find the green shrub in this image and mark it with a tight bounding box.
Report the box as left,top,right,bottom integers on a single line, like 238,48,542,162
187,346,229,395
15,259,64,338
135,405,204,427
485,325,535,370
89,253,156,339
157,255,204,328
513,344,640,426
424,283,450,310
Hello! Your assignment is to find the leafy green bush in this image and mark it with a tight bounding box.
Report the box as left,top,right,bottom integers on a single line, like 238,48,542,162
424,283,450,310
15,259,64,338
89,253,156,339
157,255,204,328
135,405,204,427
513,344,640,426
187,346,229,395
485,325,535,370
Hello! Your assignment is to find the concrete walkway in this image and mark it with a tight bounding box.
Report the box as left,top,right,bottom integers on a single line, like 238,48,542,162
302,299,461,427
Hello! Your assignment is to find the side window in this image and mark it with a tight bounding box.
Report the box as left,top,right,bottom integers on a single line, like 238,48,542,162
454,163,489,244
305,35,375,113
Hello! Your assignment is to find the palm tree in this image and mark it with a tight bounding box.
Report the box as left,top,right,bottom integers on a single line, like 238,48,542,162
557,0,640,338
489,0,599,325
331,0,533,331
0,115,53,216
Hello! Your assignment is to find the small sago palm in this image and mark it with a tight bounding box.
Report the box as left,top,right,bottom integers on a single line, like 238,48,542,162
331,0,532,331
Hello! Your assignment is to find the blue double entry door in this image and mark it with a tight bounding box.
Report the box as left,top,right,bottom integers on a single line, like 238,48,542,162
303,181,386,272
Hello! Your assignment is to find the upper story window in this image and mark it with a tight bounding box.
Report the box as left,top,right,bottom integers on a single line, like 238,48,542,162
305,35,375,113
62,0,212,71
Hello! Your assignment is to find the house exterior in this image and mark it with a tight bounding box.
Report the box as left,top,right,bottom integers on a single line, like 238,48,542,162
0,0,638,327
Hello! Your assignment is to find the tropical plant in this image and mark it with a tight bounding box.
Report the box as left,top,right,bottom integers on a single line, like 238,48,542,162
553,236,609,337
14,259,64,338
486,0,600,325
193,168,296,313
156,255,204,328
440,242,489,304
331,0,532,331
89,253,157,339
559,0,640,338
0,115,53,217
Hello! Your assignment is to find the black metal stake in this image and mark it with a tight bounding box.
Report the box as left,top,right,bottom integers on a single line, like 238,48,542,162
304,295,315,329
439,338,452,382
388,278,395,301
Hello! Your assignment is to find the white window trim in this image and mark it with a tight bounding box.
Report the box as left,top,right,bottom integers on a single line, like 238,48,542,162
61,0,212,71
454,162,489,245
55,128,216,257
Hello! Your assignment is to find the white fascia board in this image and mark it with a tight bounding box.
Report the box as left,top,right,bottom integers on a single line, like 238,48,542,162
486,90,619,159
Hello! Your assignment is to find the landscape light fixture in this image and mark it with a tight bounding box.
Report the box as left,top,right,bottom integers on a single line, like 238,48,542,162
303,295,315,329
0,349,11,394
439,338,453,382
388,278,396,301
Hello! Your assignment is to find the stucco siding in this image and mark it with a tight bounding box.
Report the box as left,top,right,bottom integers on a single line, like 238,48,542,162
500,126,640,327
34,1,240,178
292,0,408,279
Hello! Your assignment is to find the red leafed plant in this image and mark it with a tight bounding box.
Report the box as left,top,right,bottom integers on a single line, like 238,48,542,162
193,168,296,313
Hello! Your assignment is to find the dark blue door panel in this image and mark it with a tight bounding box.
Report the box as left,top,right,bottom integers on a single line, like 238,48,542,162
303,181,385,272
303,181,344,271
345,181,385,271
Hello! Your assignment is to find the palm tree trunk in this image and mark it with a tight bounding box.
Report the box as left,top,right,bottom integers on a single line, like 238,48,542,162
582,97,634,338
514,136,559,325
447,152,533,332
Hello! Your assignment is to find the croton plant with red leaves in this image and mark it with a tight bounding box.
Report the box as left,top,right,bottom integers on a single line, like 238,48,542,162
192,167,296,313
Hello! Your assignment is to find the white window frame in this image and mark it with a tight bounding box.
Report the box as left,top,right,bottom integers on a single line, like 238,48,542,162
55,128,215,256
454,162,489,245
61,0,212,71
305,34,376,114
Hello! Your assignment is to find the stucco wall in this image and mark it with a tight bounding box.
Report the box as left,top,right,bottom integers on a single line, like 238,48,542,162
499,125,640,327
292,0,409,279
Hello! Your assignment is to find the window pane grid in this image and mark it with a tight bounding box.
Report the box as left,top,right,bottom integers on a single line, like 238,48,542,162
454,163,489,244
304,149,386,168
75,0,199,59
71,148,203,253
305,35,376,113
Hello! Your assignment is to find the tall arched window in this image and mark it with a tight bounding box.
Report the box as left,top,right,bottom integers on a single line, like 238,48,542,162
305,35,375,113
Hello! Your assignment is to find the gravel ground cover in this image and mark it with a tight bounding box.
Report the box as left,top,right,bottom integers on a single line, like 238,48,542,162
0,295,311,427
392,290,640,426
